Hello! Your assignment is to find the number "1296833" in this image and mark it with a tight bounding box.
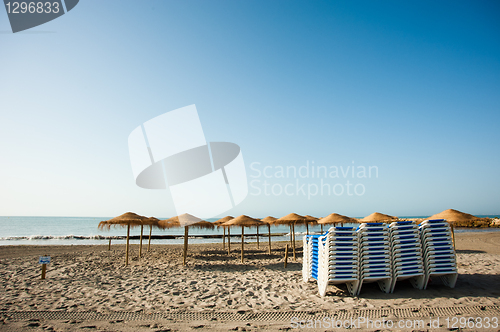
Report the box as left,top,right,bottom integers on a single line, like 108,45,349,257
5,2,60,14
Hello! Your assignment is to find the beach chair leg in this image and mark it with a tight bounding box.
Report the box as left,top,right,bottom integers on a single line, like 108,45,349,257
440,273,458,288
357,280,364,296
423,273,430,290
377,278,392,293
390,277,397,293
302,241,309,282
317,271,328,297
302,263,309,283
347,281,360,297
302,239,308,282
409,275,425,290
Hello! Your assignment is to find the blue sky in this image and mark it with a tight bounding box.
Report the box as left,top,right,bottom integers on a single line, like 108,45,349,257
0,0,499,218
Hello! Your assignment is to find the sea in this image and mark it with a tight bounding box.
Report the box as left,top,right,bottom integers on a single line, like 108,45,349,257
0,216,499,246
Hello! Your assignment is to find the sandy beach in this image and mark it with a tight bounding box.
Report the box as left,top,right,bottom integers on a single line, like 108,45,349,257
0,231,499,331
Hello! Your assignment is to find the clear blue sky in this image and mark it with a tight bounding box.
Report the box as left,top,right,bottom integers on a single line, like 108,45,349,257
1,0,499,218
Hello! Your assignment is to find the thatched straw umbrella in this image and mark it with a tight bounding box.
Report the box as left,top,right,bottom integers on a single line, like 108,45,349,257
275,213,307,261
261,216,277,254
214,216,234,251
317,213,358,232
360,212,398,223
427,209,488,247
98,212,150,266
220,215,266,263
158,213,214,265
428,209,487,227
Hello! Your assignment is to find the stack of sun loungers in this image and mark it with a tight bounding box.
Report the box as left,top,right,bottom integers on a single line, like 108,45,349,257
302,234,323,283
357,223,392,294
303,227,359,296
318,226,360,297
303,219,458,297
419,219,458,289
388,221,425,292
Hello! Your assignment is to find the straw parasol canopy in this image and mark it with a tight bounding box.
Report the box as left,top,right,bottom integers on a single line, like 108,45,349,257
98,212,148,229
305,215,319,221
318,213,358,227
427,209,489,227
261,216,278,254
214,216,234,225
158,213,213,229
360,212,398,223
273,213,306,225
261,216,278,223
221,215,265,263
222,215,265,228
157,213,213,265
158,218,214,230
275,213,307,260
98,212,151,266
146,217,160,225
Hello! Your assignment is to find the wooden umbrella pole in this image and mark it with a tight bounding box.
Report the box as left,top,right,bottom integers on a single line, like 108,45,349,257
139,225,143,258
306,222,309,235
108,238,111,251
125,224,130,266
257,226,259,249
241,226,244,263
227,228,231,254
320,225,323,233
268,224,271,255
148,225,152,252
183,226,188,266
223,227,226,250
289,225,293,249
267,224,271,255
292,223,296,261
284,244,289,268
